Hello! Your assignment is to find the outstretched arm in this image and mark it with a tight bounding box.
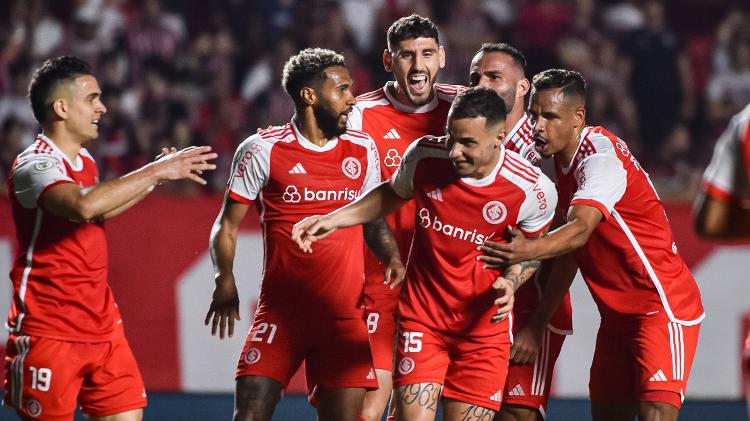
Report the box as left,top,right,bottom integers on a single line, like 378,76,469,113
205,197,248,339
42,146,217,221
291,182,409,252
479,203,602,266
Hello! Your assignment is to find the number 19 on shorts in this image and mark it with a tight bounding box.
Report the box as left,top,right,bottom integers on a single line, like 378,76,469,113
29,366,51,392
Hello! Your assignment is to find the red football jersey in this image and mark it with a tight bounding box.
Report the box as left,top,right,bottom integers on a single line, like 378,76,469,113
390,136,557,336
506,113,572,334
226,121,381,318
348,82,465,298
701,103,750,202
7,134,122,342
555,126,704,324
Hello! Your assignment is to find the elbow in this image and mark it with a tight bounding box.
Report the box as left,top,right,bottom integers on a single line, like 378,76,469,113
75,202,99,221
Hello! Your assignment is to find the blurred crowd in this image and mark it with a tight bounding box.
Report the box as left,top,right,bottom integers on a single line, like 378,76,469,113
0,0,748,200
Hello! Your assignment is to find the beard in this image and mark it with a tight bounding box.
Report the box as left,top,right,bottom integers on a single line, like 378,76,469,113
498,88,516,115
313,101,347,138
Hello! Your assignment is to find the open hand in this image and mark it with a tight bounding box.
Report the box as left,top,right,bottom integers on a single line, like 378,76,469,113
491,276,515,323
291,215,338,253
478,226,534,267
205,275,241,339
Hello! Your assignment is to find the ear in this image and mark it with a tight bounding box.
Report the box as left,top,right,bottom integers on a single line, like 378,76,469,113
300,86,317,106
383,49,393,72
438,46,446,69
495,128,507,148
51,98,67,120
516,77,530,99
574,106,586,129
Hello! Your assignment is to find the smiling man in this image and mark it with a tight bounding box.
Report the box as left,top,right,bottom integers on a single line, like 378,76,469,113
204,48,403,421
480,69,704,421
293,87,557,421
346,16,465,420
4,56,216,421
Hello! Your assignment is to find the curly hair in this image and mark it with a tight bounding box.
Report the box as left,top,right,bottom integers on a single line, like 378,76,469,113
281,48,346,106
386,14,440,51
475,43,527,74
28,56,93,123
449,86,507,128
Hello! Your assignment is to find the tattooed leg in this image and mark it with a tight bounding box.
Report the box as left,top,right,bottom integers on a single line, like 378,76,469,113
443,398,497,421
393,382,442,421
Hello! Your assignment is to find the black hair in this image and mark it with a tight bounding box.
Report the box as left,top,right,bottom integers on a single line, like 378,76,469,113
530,68,586,104
387,14,440,51
449,86,507,128
281,48,346,106
475,43,527,73
28,56,93,123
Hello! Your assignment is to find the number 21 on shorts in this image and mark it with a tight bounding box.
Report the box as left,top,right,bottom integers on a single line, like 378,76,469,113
402,331,423,353
251,322,277,343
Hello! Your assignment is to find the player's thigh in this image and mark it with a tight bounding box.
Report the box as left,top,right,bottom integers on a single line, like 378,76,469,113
4,334,84,420
361,369,394,421
236,312,306,387
393,319,450,389
307,317,377,389
442,332,510,412
235,376,284,421
443,397,497,421
633,320,700,409
591,402,637,421
316,386,367,421
501,329,565,418
80,333,147,418
88,408,143,421
366,307,397,371
393,382,442,421
496,404,542,421
589,322,638,405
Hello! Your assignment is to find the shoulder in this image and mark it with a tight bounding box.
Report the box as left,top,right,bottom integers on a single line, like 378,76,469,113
501,150,543,187
13,139,64,172
354,88,390,111
435,83,467,102
340,128,376,149
239,124,294,152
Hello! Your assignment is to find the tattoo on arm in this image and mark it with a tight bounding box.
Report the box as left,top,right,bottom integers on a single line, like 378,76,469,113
459,405,496,421
363,218,401,264
503,259,541,291
398,383,440,412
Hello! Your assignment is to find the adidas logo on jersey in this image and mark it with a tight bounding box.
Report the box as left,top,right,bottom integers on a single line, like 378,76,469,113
384,129,401,140
489,390,503,402
649,369,668,382
426,188,443,202
508,384,525,396
289,163,307,174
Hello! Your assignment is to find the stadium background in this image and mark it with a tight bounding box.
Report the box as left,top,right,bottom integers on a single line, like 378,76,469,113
0,0,749,419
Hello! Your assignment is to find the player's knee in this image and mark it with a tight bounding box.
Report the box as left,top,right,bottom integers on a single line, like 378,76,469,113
496,404,542,421
360,404,384,421
638,400,679,421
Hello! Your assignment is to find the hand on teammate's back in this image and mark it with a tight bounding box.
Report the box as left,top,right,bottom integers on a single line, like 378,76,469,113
150,146,218,185
478,226,532,267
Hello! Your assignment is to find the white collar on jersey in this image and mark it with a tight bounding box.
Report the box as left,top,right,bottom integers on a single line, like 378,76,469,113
290,119,339,152
506,113,530,140
37,133,84,171
559,126,592,175
382,81,440,114
459,145,506,187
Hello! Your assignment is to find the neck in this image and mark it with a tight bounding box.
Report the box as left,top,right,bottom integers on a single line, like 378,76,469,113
43,124,83,161
474,148,501,179
504,100,526,134
294,110,330,147
560,126,585,165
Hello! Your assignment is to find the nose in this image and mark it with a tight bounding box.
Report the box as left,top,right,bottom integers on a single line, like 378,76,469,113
477,75,490,88
414,53,426,71
533,117,544,134
448,143,462,159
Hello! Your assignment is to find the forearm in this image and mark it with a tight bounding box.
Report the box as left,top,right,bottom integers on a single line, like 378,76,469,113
210,220,239,281
694,192,750,239
531,212,596,260
529,253,578,328
363,218,401,264
329,182,407,229
502,259,541,292
100,185,155,220
78,165,160,219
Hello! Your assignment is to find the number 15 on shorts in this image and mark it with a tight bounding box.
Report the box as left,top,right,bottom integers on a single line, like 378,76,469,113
402,332,423,353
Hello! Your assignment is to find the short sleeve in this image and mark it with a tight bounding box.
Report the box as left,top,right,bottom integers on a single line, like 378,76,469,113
517,172,557,236
347,105,364,131
390,136,447,199
12,155,74,209
701,114,747,201
570,154,627,219
361,136,382,193
226,135,271,204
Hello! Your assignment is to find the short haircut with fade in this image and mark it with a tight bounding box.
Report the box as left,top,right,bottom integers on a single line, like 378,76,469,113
28,56,93,124
476,43,527,74
281,48,346,106
449,86,507,128
531,69,586,104
387,14,440,51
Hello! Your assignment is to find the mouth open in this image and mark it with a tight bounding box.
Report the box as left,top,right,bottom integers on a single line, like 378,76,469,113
408,73,428,95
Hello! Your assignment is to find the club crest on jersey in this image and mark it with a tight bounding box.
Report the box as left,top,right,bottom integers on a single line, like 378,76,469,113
482,201,507,224
341,157,361,179
244,348,261,364
398,357,415,375
26,399,42,417
33,159,54,171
